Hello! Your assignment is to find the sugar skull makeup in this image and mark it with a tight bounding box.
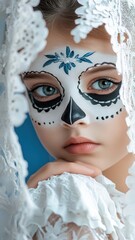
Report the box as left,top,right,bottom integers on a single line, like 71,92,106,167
24,46,123,127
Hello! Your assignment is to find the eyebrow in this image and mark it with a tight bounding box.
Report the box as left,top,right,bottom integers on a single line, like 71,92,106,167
86,63,116,74
23,63,117,80
23,72,54,80
23,73,45,79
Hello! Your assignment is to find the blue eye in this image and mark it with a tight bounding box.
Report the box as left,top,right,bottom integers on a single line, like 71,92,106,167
92,79,114,90
34,85,59,97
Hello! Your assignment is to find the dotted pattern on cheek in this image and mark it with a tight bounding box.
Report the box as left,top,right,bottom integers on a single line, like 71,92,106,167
95,107,123,120
31,117,55,126
31,107,124,128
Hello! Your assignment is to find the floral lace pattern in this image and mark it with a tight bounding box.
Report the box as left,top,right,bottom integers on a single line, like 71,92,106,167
28,173,127,240
0,0,135,239
35,214,112,240
71,0,118,43
123,162,135,237
0,0,48,239
7,0,48,127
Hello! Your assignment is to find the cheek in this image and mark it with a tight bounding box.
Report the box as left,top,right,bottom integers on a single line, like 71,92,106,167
102,110,129,157
108,111,128,137
86,111,129,171
32,123,63,156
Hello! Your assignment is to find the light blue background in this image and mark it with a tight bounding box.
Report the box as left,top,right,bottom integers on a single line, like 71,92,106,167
15,115,54,180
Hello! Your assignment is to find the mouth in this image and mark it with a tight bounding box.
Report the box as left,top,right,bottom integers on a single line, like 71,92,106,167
64,137,100,154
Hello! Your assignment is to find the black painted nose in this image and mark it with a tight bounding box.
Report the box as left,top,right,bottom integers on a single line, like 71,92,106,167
61,97,86,125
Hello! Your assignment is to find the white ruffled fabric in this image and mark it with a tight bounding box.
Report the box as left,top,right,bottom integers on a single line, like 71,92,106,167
0,0,48,239
27,173,131,240
123,162,135,239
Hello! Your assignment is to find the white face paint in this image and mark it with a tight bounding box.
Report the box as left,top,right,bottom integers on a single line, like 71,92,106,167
24,46,123,127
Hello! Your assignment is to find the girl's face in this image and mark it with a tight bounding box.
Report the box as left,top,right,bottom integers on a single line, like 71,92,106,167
23,27,129,171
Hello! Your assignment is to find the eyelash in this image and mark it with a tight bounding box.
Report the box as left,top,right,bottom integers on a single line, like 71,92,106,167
31,84,60,99
88,77,120,93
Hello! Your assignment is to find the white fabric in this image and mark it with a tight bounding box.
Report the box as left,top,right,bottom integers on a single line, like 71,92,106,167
0,0,48,239
124,162,135,238
0,0,135,239
27,173,133,240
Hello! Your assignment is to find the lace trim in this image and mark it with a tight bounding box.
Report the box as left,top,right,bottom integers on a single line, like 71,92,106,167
28,173,125,239
0,0,48,239
0,0,135,239
124,162,135,238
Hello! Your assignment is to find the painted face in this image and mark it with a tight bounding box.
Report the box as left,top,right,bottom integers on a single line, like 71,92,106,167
23,35,129,171
24,46,123,127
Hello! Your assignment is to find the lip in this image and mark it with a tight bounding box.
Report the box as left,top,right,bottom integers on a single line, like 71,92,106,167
64,137,100,154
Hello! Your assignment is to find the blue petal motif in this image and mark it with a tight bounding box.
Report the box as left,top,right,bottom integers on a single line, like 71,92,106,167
71,62,76,67
59,62,65,69
75,54,79,58
66,46,71,58
68,63,72,70
64,64,69,75
43,59,59,67
43,47,94,74
55,52,59,57
82,52,95,58
60,52,64,56
70,50,74,58
45,54,57,58
77,58,92,63
76,52,94,63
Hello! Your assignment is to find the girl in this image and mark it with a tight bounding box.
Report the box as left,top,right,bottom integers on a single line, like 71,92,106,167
23,0,135,239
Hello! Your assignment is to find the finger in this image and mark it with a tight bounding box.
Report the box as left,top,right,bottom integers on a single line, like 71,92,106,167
56,159,102,177
27,161,99,188
73,161,102,177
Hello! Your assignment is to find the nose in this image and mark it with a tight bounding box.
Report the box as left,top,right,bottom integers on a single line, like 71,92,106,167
61,97,87,125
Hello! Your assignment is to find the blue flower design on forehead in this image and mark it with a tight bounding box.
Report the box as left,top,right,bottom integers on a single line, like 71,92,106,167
43,46,94,75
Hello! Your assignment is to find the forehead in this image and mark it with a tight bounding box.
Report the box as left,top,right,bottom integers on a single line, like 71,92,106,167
29,46,116,77
42,23,114,54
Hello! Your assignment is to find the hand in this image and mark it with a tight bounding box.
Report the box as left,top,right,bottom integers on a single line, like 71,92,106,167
27,159,101,188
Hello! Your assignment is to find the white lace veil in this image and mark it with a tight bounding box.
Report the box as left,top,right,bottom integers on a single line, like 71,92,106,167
0,0,135,239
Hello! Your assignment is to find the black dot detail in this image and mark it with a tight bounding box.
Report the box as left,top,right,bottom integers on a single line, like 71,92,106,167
49,122,51,125
52,121,55,124
38,122,41,126
96,110,122,121
43,122,46,125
